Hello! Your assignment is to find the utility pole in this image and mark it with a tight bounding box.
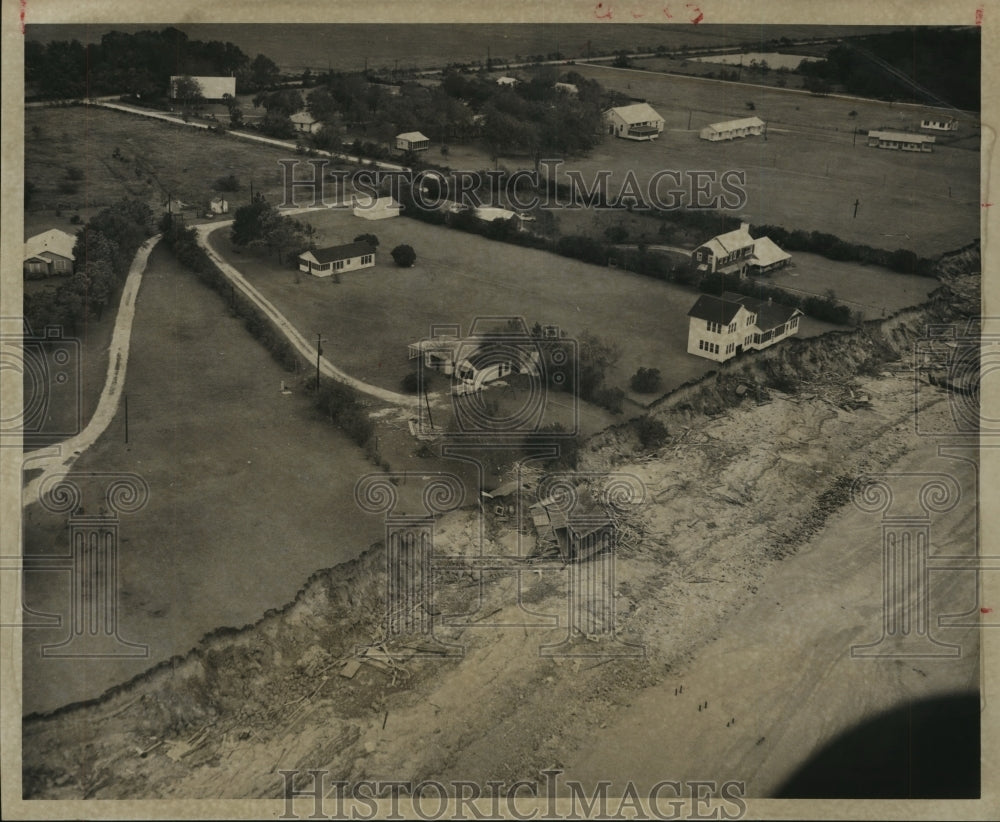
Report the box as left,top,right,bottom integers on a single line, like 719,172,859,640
853,198,860,219
853,127,857,147
124,394,129,444
687,109,693,130
315,334,326,389
423,387,434,429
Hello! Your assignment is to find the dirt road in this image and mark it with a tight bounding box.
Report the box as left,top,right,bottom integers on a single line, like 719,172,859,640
22,236,161,509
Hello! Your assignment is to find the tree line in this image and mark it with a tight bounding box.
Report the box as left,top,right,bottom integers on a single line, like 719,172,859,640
24,199,153,335
25,27,281,100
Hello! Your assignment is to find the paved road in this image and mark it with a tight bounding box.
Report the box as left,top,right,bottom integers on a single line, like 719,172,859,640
194,222,422,409
22,236,162,509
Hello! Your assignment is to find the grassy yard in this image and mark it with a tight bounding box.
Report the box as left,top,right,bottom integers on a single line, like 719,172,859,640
209,208,841,406
21,242,397,714
24,106,295,215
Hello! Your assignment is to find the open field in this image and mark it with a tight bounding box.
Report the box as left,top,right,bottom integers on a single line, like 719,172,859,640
24,106,294,214
440,65,978,259
21,243,391,715
208,209,841,402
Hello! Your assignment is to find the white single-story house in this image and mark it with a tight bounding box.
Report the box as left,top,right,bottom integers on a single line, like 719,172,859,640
699,116,766,141
352,195,402,220
867,130,935,152
692,223,791,278
396,131,430,151
554,82,579,95
686,292,802,363
290,110,321,134
209,195,229,214
298,241,375,277
23,229,76,277
921,117,958,132
169,75,236,101
604,103,665,141
496,76,519,87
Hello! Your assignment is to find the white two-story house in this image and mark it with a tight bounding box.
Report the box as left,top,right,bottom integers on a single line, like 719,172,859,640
687,292,803,363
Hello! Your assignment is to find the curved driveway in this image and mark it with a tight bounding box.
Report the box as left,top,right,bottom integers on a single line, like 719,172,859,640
194,222,421,408
22,236,161,509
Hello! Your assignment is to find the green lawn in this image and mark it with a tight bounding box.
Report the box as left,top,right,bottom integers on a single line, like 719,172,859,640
209,208,841,404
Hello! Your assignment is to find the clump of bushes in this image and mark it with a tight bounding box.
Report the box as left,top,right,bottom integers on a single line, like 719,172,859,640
630,367,663,393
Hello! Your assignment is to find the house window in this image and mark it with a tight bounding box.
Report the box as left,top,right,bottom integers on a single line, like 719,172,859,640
318,262,330,271
699,340,705,350
361,254,373,265
745,335,751,346
333,260,345,271
753,334,761,344
790,317,799,329
707,321,722,334
728,322,737,333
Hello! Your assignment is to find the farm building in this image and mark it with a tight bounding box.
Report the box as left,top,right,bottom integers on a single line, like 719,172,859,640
396,131,430,151
921,117,958,132
686,292,802,363
209,195,229,214
554,82,579,95
353,195,402,220
298,241,375,277
496,76,519,87
168,75,236,101
692,223,791,278
290,110,321,134
23,229,76,277
699,116,766,141
604,103,665,141
866,130,935,152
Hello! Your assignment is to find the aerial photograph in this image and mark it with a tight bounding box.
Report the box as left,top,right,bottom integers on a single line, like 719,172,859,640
4,4,993,819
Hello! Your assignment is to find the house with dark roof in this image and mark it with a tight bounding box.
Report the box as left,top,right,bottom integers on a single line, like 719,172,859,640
686,292,802,362
298,241,375,277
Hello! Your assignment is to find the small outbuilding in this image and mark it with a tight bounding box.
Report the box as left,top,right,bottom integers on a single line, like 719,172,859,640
209,195,229,214
699,116,766,141
396,131,430,152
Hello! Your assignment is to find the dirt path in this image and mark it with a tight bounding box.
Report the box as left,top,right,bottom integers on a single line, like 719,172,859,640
194,222,421,409
22,236,161,509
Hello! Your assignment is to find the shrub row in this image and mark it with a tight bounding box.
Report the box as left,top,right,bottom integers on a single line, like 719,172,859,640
698,271,854,325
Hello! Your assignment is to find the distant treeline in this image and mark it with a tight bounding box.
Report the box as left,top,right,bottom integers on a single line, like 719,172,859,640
24,199,153,335
798,28,980,111
25,27,281,100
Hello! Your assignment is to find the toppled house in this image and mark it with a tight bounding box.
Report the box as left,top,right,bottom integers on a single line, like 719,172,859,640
530,486,614,563
920,116,958,132
408,330,544,395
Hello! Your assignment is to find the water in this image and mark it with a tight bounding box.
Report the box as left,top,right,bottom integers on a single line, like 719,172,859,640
689,51,820,71
26,24,861,74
